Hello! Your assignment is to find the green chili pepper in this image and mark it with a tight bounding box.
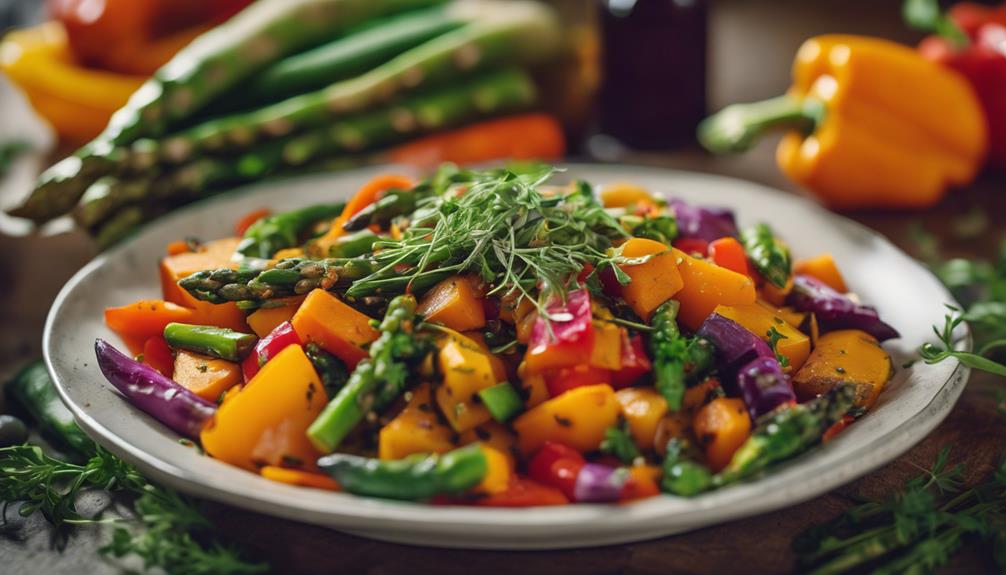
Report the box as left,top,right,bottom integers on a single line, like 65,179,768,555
5,361,94,458
163,323,257,361
317,443,487,500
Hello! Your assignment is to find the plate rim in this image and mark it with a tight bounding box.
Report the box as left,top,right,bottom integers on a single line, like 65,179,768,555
42,162,971,549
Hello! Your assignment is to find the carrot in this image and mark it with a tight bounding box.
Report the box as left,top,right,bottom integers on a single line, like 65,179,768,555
159,237,250,333
234,207,271,236
260,466,341,491
708,237,750,277
172,350,242,403
693,397,751,472
386,114,565,169
105,300,196,354
141,336,174,378
310,174,414,253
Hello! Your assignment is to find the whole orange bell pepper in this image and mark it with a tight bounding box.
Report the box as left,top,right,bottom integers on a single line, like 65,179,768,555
699,35,987,209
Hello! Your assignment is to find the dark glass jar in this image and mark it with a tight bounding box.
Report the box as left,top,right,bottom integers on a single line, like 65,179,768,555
598,0,708,149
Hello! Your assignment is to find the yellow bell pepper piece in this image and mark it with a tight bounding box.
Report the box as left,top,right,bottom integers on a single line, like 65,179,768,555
512,384,619,455
700,35,987,209
436,338,498,433
614,387,668,451
379,383,456,460
713,303,811,371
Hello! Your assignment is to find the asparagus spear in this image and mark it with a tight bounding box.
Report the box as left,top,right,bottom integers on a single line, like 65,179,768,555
178,257,375,304
307,294,432,453
10,0,445,223
715,383,856,485
220,3,466,111
235,67,538,177
236,202,345,259
741,222,792,288
162,323,257,361
150,0,560,164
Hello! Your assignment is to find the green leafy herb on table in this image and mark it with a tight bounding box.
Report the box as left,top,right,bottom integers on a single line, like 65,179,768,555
920,306,1006,377
794,447,1006,574
1,362,266,574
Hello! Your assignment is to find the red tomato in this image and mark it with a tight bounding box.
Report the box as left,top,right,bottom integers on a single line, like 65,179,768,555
543,365,612,397
474,477,569,507
708,237,750,276
528,442,586,500
672,237,709,257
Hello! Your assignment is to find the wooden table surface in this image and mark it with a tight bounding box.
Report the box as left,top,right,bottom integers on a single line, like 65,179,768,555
2,1,1004,574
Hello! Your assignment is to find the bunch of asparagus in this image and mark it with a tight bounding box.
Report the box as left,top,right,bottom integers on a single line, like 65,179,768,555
8,0,562,245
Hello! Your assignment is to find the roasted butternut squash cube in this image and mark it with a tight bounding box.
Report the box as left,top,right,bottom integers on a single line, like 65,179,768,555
794,253,848,293
512,384,619,455
291,289,378,368
615,387,669,451
417,274,486,332
436,339,499,433
714,303,811,371
460,422,518,467
617,238,684,321
172,350,241,403
673,248,757,330
693,397,751,472
793,329,892,408
379,383,456,460
247,297,304,338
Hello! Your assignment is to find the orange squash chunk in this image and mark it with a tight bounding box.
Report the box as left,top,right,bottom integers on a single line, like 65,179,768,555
512,384,619,455
260,466,341,491
290,289,378,369
693,397,751,472
200,345,327,471
794,253,848,293
247,297,305,338
714,303,811,371
615,387,668,451
617,237,684,321
159,237,249,333
417,274,486,332
172,350,242,402
379,383,457,460
105,300,196,354
672,248,757,330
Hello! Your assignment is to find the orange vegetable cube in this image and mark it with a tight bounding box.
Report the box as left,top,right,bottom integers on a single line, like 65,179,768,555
713,303,811,371
589,308,622,371
793,330,893,408
760,274,794,307
291,289,378,368
247,297,304,338
159,237,249,333
672,248,757,330
379,383,457,460
436,339,498,433
615,387,669,451
200,345,327,472
693,397,751,472
794,253,848,293
516,361,550,409
600,182,658,208
472,444,513,495
460,422,518,467
617,238,684,321
172,350,242,402
141,336,174,378
417,274,486,332
512,384,619,455
105,300,196,354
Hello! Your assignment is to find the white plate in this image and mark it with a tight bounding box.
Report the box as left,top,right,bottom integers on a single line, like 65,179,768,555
44,164,970,549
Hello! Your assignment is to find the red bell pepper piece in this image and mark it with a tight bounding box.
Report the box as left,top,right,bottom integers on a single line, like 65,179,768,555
528,441,586,500
822,414,856,443
242,321,301,382
524,289,595,373
543,365,612,398
672,237,709,257
611,332,652,388
620,466,661,502
141,336,175,378
708,236,750,276
473,477,570,507
915,2,1006,168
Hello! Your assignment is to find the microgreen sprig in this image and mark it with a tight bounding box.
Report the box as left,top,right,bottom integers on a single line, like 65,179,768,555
919,305,1006,377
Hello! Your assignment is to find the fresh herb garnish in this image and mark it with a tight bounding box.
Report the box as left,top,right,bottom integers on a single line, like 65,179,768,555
794,447,1006,574
600,418,640,465
345,166,627,321
766,326,791,368
919,306,1006,377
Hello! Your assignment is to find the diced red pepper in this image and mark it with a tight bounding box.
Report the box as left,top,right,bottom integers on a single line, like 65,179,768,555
577,263,594,285
524,289,595,373
709,236,750,276
822,414,856,443
141,336,175,378
528,441,586,501
611,332,652,388
242,321,301,382
672,237,709,258
473,477,570,507
543,365,612,398
620,466,661,502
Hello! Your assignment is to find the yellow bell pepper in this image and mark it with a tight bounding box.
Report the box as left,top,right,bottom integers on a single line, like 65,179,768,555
699,35,987,209
0,22,145,142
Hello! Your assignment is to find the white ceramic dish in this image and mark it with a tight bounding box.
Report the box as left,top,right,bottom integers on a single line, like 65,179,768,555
44,164,970,549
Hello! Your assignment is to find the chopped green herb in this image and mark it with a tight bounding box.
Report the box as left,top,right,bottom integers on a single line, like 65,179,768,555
600,418,640,465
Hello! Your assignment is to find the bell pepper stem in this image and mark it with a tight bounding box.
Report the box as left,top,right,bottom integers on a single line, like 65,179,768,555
698,95,826,154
